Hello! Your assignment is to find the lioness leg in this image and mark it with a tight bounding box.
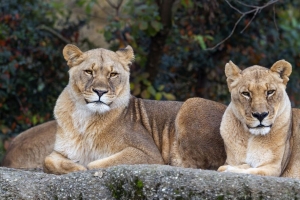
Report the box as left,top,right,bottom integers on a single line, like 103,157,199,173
218,164,251,172
218,164,280,176
87,147,163,169
43,151,87,175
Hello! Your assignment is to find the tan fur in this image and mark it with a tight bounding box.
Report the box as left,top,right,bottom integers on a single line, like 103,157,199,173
282,108,300,178
218,60,297,177
171,98,227,169
1,120,56,168
40,44,227,174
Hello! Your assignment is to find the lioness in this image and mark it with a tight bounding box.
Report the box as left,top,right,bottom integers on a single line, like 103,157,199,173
218,60,300,178
34,44,226,174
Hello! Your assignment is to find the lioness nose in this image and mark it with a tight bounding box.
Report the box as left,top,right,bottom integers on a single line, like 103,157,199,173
252,112,269,122
92,89,108,97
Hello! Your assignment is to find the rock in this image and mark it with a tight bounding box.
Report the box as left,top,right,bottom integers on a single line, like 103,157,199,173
1,164,300,199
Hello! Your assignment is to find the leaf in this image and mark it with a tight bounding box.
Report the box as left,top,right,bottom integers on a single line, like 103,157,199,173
194,35,206,50
147,86,156,96
32,115,37,125
181,0,194,8
205,35,214,41
76,0,86,7
162,92,176,101
139,21,148,30
104,31,112,41
133,83,141,96
157,85,164,91
130,82,134,90
142,79,151,86
155,92,162,100
141,90,150,99
0,126,10,134
37,82,45,92
151,21,162,32
146,26,157,37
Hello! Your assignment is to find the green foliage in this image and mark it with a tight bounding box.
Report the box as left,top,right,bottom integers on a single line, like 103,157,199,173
0,0,85,157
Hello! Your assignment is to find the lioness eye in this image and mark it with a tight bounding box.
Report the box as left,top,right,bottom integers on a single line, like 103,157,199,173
110,72,118,77
84,70,93,75
242,92,250,97
267,90,275,96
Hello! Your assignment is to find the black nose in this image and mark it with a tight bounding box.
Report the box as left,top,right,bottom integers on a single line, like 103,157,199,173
92,89,108,97
252,112,269,122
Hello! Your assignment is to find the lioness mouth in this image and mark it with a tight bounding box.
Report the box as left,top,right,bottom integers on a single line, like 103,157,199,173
85,99,109,106
248,124,272,129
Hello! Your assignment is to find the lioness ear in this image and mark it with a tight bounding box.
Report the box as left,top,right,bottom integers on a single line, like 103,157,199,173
116,45,135,71
63,44,85,67
270,60,292,85
225,61,241,92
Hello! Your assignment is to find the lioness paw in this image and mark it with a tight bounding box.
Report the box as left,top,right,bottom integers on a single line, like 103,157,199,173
87,160,107,170
74,165,88,172
217,165,229,172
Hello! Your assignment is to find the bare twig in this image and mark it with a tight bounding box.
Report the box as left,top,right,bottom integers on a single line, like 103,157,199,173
106,0,117,9
14,95,26,115
236,1,259,8
273,5,279,31
36,25,70,44
240,8,259,33
106,0,124,16
206,15,244,51
225,0,244,15
207,0,279,51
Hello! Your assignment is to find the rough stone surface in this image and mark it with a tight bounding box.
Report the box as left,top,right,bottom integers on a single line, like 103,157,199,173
1,164,300,199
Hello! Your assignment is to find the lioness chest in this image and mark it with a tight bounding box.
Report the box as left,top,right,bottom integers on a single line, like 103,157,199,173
56,111,126,166
57,128,119,166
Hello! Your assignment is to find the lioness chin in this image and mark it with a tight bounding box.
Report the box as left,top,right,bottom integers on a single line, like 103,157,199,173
218,60,300,178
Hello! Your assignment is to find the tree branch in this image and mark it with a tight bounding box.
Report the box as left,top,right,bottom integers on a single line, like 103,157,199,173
106,0,123,16
36,25,70,44
106,0,117,9
273,5,279,31
207,0,279,51
240,8,259,33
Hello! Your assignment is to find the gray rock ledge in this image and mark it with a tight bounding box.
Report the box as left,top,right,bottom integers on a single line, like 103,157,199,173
1,164,300,199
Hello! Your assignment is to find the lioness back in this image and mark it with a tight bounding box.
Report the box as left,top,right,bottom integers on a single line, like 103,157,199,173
132,98,183,163
172,97,227,169
1,120,56,168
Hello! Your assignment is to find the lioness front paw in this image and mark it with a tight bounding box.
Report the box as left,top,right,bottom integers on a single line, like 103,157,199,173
218,165,229,172
74,165,88,172
87,161,105,170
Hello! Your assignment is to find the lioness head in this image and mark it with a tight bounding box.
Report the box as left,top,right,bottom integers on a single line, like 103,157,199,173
63,44,134,113
225,60,292,135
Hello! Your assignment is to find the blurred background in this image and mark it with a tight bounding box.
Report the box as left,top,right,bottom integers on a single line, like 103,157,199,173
0,0,299,159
